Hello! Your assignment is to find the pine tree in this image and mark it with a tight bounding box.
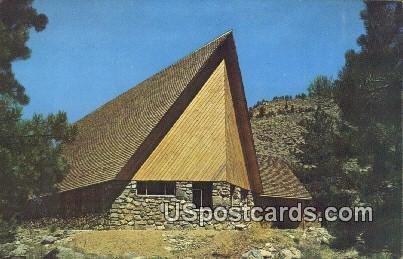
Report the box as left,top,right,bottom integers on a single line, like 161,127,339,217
308,75,334,98
335,1,401,254
0,0,76,242
257,106,266,118
299,1,402,255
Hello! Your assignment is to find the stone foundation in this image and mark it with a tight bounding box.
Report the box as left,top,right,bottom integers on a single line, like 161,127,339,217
212,182,254,208
26,180,255,230
107,181,193,229
106,181,254,230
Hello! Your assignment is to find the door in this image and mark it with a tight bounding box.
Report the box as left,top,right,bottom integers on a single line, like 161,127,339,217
192,182,212,208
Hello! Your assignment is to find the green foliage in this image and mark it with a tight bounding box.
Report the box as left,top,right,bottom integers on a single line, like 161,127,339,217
307,75,334,98
248,107,253,118
334,1,401,255
257,106,266,118
252,99,268,109
295,93,307,99
289,104,294,113
48,224,57,233
0,0,77,237
297,105,354,210
0,95,77,220
0,0,48,105
272,95,293,101
0,216,16,243
298,1,402,256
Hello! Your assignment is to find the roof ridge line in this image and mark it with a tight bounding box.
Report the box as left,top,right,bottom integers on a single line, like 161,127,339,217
74,31,232,125
190,30,232,54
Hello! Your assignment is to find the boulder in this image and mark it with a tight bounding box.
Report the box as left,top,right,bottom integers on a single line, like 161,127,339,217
259,249,274,258
55,247,85,259
281,247,301,259
264,243,276,252
241,249,263,259
42,247,58,259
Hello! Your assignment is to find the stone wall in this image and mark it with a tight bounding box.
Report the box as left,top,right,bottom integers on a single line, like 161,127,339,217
107,181,194,229
212,182,254,207
26,180,256,230
106,181,255,230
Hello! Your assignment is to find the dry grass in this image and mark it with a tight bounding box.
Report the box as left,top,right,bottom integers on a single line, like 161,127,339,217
69,224,280,258
71,230,170,257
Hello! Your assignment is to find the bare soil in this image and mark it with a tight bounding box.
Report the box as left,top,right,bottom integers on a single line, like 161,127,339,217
69,225,283,258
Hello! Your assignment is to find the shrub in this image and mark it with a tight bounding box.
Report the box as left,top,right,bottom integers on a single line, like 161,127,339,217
0,217,16,243
48,224,57,233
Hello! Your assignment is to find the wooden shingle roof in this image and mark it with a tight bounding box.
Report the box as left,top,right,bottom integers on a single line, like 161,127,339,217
59,31,262,193
259,156,311,200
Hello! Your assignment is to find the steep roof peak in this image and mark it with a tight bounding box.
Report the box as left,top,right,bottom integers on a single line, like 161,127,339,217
74,31,231,126
210,30,233,43
59,31,233,192
180,30,233,62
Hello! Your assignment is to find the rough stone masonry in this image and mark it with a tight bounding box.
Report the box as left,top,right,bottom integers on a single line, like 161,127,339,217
107,181,255,230
27,181,255,230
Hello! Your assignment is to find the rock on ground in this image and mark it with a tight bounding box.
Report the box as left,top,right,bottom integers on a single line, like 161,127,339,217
241,249,264,259
8,243,29,257
281,247,301,259
41,235,59,244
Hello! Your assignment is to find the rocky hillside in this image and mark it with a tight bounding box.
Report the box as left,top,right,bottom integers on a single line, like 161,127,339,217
0,224,364,258
250,97,339,168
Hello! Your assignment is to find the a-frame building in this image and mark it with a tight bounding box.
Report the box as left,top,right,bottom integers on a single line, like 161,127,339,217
33,32,310,229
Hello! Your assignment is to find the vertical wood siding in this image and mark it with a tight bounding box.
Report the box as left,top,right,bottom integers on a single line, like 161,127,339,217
134,60,251,190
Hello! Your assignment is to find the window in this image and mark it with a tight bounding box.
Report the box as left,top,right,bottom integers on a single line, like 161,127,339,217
136,181,176,196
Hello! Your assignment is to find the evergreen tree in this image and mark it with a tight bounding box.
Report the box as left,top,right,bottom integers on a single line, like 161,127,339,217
334,1,402,254
308,75,334,98
0,0,76,241
295,93,307,99
298,1,402,255
257,106,266,118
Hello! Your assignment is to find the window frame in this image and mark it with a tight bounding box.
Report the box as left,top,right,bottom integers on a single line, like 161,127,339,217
136,181,176,197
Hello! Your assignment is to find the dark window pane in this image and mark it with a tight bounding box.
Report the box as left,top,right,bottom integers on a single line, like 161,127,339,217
147,182,163,195
166,182,176,195
137,181,176,195
137,182,147,195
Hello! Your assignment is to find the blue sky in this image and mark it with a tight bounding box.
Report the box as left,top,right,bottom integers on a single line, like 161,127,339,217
14,0,364,122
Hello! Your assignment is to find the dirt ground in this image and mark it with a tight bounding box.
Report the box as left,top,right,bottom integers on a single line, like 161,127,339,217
69,225,283,258
1,223,367,258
